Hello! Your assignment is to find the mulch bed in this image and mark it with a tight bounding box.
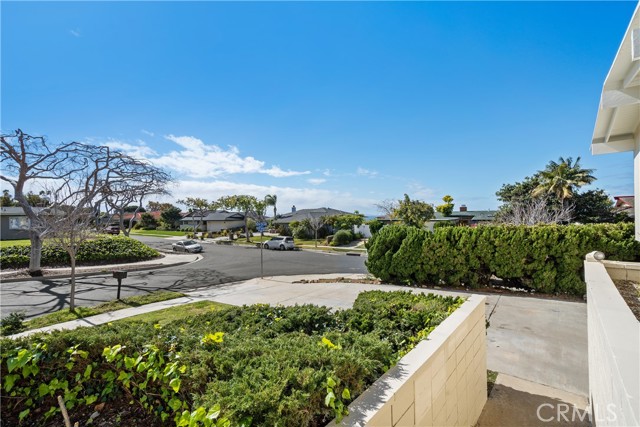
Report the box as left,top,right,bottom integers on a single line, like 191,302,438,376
614,280,640,322
294,277,585,302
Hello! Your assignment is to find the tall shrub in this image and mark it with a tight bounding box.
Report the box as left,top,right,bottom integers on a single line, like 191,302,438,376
365,222,639,295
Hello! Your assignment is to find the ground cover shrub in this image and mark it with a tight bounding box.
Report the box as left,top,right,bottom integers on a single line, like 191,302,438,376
365,222,640,295
0,236,160,270
0,291,463,426
330,230,353,246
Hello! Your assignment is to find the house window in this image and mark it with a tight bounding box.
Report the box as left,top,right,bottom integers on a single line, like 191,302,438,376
9,217,30,230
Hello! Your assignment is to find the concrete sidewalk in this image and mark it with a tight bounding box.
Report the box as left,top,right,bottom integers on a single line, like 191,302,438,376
0,252,202,283
7,273,589,399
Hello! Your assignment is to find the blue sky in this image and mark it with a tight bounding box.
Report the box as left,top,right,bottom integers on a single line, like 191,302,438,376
2,1,637,214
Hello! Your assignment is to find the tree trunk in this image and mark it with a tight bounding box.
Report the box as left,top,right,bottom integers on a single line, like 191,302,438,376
118,208,127,237
69,255,76,311
28,232,43,277
244,211,250,242
315,228,318,248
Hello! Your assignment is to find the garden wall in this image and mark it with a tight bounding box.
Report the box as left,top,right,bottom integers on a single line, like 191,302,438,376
334,294,487,427
585,253,640,426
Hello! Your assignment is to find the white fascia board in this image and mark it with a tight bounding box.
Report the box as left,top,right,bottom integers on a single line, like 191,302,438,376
591,136,635,155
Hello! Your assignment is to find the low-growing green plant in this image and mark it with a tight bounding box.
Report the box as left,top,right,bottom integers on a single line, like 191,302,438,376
1,292,463,426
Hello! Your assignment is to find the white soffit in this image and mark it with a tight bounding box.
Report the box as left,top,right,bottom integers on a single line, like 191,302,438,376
592,3,640,155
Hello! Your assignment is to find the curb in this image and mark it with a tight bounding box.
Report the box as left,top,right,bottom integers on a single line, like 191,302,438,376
0,255,202,284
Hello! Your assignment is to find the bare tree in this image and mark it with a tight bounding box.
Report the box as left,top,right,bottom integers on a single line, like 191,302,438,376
495,197,574,226
375,199,398,220
1,130,115,275
306,215,325,248
34,191,95,311
1,129,172,276
101,156,171,236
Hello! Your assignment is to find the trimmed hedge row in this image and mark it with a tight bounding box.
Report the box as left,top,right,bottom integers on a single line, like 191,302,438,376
1,291,463,426
366,223,640,295
0,236,160,270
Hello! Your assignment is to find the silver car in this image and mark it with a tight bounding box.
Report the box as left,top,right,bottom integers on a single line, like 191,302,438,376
262,236,295,251
172,239,203,253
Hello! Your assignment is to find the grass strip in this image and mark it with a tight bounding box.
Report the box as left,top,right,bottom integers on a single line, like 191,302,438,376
24,291,186,330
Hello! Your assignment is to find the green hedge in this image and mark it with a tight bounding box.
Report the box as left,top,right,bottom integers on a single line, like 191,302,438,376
0,291,464,426
0,236,159,269
366,223,640,295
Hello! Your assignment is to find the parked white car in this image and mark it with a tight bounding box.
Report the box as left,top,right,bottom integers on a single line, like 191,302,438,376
262,236,295,251
172,240,203,253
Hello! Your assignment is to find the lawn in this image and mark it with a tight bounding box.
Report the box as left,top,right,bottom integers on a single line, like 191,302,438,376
129,229,188,237
0,239,30,249
1,291,464,426
17,291,186,332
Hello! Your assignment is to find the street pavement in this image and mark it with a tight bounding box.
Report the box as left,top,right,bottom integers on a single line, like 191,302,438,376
0,237,367,318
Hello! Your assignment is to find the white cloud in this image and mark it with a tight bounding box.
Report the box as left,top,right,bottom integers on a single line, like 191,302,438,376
155,179,378,214
69,29,81,37
141,129,155,137
407,182,436,202
146,135,310,179
307,178,326,185
104,140,158,158
357,167,378,178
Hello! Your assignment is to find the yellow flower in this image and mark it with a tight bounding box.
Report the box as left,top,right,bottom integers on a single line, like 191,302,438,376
201,332,225,345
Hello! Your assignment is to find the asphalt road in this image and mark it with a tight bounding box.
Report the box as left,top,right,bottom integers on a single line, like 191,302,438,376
0,236,367,319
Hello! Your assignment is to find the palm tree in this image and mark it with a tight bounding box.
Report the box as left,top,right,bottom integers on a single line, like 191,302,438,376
265,194,278,220
532,157,596,205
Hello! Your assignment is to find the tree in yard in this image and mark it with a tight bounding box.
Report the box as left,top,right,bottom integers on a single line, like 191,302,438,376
123,205,146,213
216,195,259,242
139,212,158,229
146,201,175,212
0,190,16,207
1,130,114,276
532,157,596,205
177,197,210,232
375,199,398,220
306,215,326,248
572,189,617,224
393,194,434,228
435,195,455,217
1,129,171,276
160,206,182,229
101,157,171,237
496,174,542,205
323,213,365,231
265,194,278,219
34,195,95,311
495,196,573,225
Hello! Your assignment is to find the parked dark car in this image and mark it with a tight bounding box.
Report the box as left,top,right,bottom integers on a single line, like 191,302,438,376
103,226,120,235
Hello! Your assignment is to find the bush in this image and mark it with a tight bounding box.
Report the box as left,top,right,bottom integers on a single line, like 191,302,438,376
0,311,25,335
367,219,384,235
365,222,640,295
330,230,354,246
433,221,456,229
0,292,463,426
0,237,160,270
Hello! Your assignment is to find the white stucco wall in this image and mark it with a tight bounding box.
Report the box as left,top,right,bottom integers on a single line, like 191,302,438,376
585,253,640,426
635,132,639,241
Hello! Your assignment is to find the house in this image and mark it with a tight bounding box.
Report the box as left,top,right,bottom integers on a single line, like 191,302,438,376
111,211,163,227
426,205,497,230
0,206,40,240
614,195,635,219
180,210,245,232
273,206,354,230
591,3,640,241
